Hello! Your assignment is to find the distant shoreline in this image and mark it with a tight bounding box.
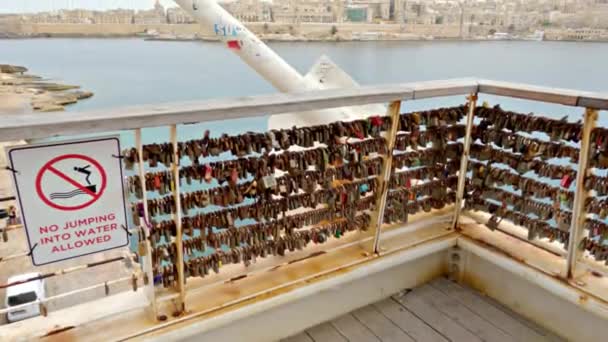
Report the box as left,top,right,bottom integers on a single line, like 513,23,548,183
2,21,607,42
1,34,607,43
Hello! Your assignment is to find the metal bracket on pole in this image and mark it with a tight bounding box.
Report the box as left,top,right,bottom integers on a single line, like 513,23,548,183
372,100,402,254
135,129,159,321
447,245,466,283
566,108,598,279
170,125,186,313
451,93,478,229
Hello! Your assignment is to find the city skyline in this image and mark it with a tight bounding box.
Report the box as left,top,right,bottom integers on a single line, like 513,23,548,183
0,0,178,13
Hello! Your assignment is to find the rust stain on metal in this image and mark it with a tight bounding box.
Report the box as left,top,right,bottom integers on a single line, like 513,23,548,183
268,265,282,272
287,251,326,264
462,234,608,308
591,271,603,278
462,273,488,295
227,274,247,283
43,326,75,337
466,235,527,264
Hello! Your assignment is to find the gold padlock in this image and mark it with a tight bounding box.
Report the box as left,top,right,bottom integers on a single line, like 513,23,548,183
138,241,147,256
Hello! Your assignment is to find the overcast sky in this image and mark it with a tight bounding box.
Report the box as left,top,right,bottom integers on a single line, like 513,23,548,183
0,0,179,13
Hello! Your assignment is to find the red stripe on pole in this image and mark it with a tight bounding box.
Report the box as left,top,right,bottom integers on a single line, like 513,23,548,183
227,40,241,50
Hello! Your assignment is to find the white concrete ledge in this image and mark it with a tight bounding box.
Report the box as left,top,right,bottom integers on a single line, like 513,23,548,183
132,236,455,341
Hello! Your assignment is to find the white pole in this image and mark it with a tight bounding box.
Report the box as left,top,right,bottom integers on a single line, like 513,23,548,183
174,0,308,93
172,0,360,128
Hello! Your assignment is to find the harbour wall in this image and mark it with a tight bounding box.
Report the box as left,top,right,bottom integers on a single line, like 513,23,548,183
5,22,464,39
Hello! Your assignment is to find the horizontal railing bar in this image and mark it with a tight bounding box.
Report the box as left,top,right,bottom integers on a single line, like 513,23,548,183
0,273,142,315
478,79,580,106
0,251,28,263
0,83,418,142
0,255,135,289
410,78,479,100
0,79,606,143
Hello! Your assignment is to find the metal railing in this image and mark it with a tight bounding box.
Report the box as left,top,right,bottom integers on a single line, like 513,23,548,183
0,78,606,328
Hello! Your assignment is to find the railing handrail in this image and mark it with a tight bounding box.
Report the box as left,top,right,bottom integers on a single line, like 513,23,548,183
1,78,605,142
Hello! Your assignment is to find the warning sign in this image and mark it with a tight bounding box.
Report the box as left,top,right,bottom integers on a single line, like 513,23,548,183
36,154,108,211
6,137,129,266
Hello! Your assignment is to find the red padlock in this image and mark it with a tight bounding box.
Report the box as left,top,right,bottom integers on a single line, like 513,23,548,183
204,164,213,183
561,175,573,188
370,116,383,127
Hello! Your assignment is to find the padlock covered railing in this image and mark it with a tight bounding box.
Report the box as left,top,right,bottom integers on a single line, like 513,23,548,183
0,78,607,335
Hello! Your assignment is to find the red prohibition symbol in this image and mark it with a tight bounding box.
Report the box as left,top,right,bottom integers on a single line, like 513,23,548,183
35,154,107,211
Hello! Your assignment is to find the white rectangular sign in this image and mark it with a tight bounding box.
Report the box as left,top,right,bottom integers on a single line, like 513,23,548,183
6,137,129,266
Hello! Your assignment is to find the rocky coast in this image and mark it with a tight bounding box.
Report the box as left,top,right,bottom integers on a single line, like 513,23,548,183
0,63,93,114
0,64,93,198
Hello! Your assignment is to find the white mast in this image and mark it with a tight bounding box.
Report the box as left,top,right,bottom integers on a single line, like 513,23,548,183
173,0,376,128
173,0,314,93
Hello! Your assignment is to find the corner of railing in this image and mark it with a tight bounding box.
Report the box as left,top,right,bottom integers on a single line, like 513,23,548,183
576,92,608,111
477,79,608,109
410,78,479,100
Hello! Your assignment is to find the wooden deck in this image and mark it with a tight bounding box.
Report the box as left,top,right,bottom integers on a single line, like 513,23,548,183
282,277,564,342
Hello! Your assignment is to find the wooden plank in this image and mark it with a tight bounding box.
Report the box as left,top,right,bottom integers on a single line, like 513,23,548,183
477,79,580,106
474,290,566,342
373,298,448,342
351,305,415,342
394,289,483,342
306,323,348,342
431,277,550,341
415,284,516,342
281,332,314,342
331,313,381,342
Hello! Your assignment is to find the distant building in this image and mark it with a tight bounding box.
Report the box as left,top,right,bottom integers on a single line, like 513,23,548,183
220,0,272,22
545,27,608,40
94,10,135,24
351,0,390,21
133,0,167,24
270,0,338,23
10,0,608,41
167,7,196,24
346,5,370,23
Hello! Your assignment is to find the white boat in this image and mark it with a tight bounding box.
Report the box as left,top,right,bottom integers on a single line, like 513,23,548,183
491,32,513,40
523,30,545,41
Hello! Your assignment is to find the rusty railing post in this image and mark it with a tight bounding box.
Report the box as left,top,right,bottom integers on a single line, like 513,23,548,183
170,125,186,312
372,100,402,253
451,93,478,229
566,108,598,278
135,129,158,320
